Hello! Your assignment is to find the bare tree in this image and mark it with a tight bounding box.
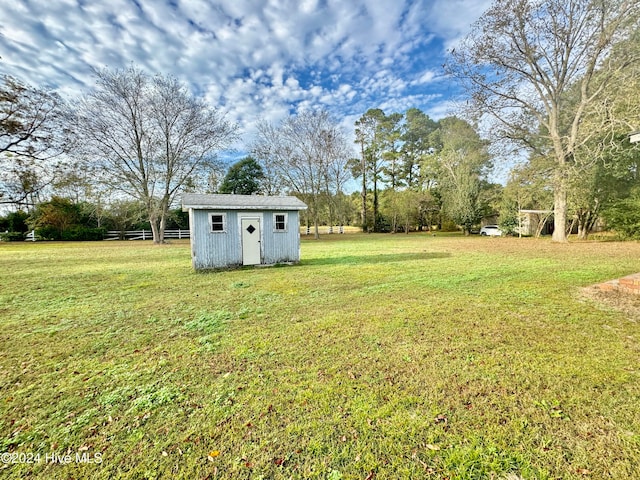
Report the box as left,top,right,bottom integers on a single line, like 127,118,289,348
75,67,237,243
253,110,351,239
448,0,640,242
1,75,67,208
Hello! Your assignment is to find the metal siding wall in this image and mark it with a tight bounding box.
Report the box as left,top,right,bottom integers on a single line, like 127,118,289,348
262,210,300,264
190,209,300,269
191,210,241,269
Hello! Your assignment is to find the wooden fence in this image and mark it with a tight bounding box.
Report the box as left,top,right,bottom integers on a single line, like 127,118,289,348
6,230,190,241
104,229,190,240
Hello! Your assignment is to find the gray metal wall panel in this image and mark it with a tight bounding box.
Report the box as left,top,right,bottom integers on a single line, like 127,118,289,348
191,210,241,269
262,210,300,264
189,209,300,269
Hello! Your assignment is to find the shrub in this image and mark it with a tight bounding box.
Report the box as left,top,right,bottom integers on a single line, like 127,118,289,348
440,219,459,232
0,211,29,233
603,195,640,239
36,226,105,241
35,225,62,241
0,232,26,242
60,226,106,241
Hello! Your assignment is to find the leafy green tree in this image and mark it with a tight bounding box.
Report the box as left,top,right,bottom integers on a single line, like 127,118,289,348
432,117,492,235
219,157,264,194
499,157,555,236
28,196,103,240
353,109,386,231
603,188,640,239
103,200,147,237
401,108,438,190
0,210,29,240
380,112,404,190
380,188,426,233
29,196,80,234
166,208,190,230
477,181,503,221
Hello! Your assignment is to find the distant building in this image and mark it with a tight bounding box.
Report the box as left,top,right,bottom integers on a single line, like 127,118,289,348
518,210,554,237
516,209,605,237
182,194,307,270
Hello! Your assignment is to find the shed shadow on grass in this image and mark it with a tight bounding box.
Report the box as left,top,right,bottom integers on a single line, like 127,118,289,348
300,251,451,266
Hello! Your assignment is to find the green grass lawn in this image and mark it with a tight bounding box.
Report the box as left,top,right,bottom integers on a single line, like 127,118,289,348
1,234,639,479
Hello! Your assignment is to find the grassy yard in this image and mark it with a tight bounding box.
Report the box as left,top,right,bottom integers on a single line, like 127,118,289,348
1,234,639,479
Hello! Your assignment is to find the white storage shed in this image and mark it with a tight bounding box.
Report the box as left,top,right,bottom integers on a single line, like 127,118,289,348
182,193,307,270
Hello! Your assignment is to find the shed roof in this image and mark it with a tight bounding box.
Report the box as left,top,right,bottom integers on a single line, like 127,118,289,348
182,193,307,211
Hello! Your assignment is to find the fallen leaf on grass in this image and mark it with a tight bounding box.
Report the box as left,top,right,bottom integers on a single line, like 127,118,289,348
207,450,220,462
435,414,448,424
426,444,440,451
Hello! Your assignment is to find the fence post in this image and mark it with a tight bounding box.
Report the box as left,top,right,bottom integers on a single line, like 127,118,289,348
328,225,333,234
339,225,344,234
142,230,146,241
31,230,36,241
178,229,182,239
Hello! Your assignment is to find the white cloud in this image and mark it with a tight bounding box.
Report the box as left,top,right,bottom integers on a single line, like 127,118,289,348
423,0,493,50
412,70,438,85
0,0,492,151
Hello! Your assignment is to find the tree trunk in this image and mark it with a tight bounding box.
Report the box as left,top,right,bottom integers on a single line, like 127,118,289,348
311,198,320,240
150,217,161,244
577,225,587,240
157,214,166,244
373,176,379,232
576,210,597,240
552,177,568,243
150,210,167,244
361,145,367,231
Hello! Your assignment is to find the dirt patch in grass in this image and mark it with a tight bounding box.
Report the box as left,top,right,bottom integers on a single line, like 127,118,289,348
581,285,640,321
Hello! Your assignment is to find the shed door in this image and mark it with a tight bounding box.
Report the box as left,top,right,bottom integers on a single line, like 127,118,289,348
241,217,261,265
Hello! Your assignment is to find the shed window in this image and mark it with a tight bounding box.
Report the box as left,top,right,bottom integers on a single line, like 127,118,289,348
274,213,287,232
209,213,227,233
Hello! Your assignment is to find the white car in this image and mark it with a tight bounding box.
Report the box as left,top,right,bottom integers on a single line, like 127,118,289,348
480,225,502,236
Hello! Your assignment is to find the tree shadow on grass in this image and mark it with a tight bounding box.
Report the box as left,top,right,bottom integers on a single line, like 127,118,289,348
300,251,451,266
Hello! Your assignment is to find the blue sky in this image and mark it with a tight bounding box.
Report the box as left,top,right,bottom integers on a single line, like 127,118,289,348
0,0,492,155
